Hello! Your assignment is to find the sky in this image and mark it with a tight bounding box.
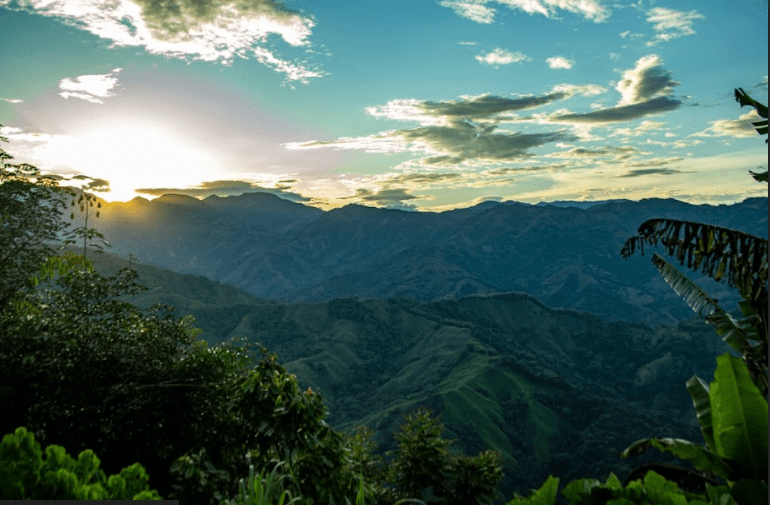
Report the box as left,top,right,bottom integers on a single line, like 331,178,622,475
0,0,767,211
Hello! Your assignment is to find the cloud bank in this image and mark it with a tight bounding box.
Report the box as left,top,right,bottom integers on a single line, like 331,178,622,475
1,0,322,82
136,180,308,201
538,54,682,124
691,111,764,139
288,84,611,167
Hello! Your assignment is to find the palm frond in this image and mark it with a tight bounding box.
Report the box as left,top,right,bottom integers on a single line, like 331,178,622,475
620,219,768,302
735,88,769,143
650,254,723,318
650,255,767,395
734,88,768,118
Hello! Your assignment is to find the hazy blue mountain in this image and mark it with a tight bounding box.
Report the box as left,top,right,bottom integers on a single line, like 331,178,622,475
90,194,767,327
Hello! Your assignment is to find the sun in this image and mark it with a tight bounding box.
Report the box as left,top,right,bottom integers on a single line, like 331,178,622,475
45,121,223,202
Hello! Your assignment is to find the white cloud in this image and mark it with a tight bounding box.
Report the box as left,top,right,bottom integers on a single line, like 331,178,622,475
616,54,678,106
440,0,611,23
619,30,643,38
1,98,23,104
476,48,530,66
609,53,621,60
438,1,496,23
645,7,704,45
691,111,763,139
546,56,574,69
2,0,321,82
458,40,478,45
58,68,122,104
253,47,325,84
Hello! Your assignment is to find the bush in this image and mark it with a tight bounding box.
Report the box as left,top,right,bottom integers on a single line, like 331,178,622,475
0,426,162,499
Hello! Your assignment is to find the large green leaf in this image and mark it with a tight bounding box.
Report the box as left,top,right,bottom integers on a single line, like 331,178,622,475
507,475,559,505
686,375,715,452
620,220,768,304
620,438,735,481
710,354,768,480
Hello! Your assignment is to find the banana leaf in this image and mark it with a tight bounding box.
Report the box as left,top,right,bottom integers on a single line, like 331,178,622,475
620,438,735,482
620,221,768,305
710,354,768,480
686,375,715,452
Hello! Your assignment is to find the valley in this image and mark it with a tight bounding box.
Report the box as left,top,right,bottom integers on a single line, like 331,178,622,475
90,242,737,497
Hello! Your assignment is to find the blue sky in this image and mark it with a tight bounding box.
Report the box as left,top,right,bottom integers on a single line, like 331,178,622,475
0,0,767,210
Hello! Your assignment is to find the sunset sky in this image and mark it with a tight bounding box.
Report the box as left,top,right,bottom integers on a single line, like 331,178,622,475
0,0,767,210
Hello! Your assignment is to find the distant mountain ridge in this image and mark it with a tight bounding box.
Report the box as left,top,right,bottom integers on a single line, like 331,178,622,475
91,193,768,327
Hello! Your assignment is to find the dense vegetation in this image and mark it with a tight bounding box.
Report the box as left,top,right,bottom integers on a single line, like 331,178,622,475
0,126,505,504
0,87,767,504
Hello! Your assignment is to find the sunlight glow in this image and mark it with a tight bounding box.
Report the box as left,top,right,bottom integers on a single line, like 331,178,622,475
43,122,223,201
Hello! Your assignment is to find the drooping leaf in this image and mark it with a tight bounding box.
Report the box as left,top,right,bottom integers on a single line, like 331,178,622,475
734,88,769,143
710,354,768,480
620,219,768,304
734,88,768,118
686,375,715,451
649,254,722,318
620,438,735,481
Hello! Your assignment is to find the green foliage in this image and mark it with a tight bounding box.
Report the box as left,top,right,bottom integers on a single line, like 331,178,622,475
223,461,301,505
390,407,454,500
233,351,360,504
0,426,161,499
709,354,767,480
507,475,559,505
614,89,768,505
446,450,506,505
0,131,362,503
506,471,747,505
381,407,503,505
0,126,72,306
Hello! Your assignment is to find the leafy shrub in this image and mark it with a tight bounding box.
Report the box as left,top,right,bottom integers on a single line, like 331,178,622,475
0,426,161,499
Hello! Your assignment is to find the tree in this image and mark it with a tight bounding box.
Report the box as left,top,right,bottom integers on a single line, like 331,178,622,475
390,407,454,500
0,125,71,307
0,132,360,504
383,407,503,505
617,89,768,498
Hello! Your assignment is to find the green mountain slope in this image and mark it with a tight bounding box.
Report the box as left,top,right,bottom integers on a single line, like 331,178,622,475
88,255,729,497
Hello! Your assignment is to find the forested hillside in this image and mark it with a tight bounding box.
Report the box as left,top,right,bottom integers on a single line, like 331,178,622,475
81,250,732,497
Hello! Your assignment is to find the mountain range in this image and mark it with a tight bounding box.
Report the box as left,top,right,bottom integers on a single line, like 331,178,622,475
88,249,735,498
89,193,768,328
76,193,766,497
